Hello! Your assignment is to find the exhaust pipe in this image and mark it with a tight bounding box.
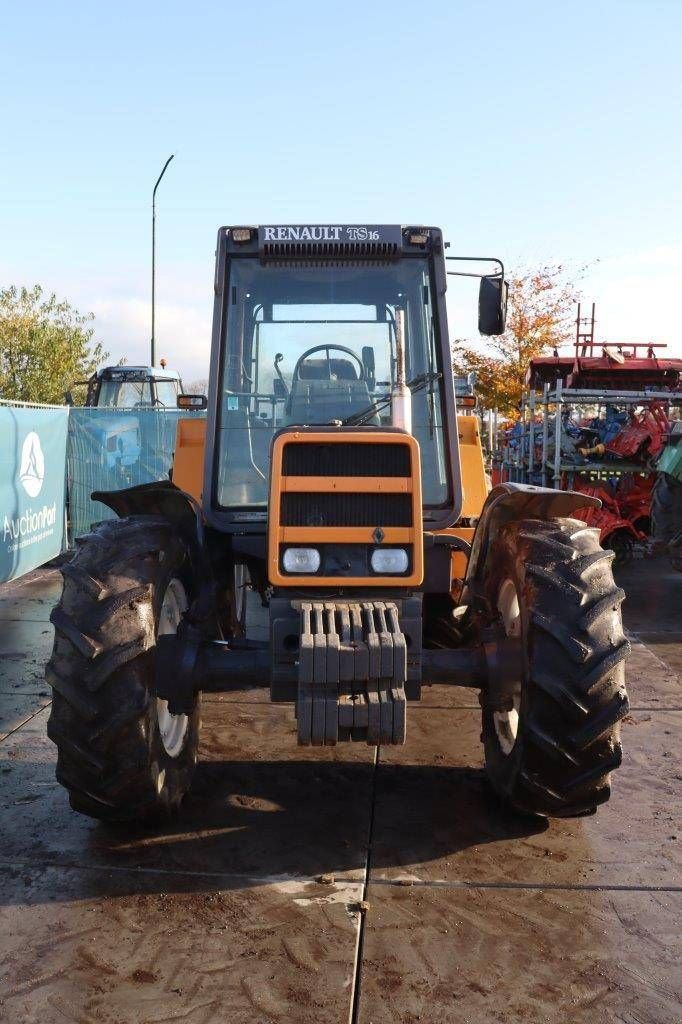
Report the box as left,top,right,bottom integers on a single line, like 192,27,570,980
391,308,412,433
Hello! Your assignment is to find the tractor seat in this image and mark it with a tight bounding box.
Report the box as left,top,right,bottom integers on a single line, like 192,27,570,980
285,377,377,425
297,358,360,381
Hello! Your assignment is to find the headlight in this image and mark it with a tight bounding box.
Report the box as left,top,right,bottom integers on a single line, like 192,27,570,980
371,548,409,574
282,547,321,573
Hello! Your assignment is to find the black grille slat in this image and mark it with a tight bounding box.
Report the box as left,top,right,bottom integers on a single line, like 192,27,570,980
282,443,410,478
281,492,412,527
262,241,398,260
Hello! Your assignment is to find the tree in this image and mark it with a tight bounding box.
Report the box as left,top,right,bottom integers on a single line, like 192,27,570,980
0,285,108,404
452,265,579,415
185,378,209,395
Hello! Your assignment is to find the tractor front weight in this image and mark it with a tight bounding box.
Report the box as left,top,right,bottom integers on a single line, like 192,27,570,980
155,602,486,744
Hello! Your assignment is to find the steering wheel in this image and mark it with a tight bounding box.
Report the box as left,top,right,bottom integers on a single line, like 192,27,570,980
291,344,366,383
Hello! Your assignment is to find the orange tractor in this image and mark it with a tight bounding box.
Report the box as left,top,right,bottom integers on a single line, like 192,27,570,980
47,225,629,822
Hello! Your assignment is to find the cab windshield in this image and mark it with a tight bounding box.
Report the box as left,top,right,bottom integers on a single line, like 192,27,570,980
98,379,154,408
216,258,449,510
97,377,179,408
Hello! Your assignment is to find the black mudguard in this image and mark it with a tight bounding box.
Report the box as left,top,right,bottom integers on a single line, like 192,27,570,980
92,480,217,624
461,482,601,605
92,479,200,533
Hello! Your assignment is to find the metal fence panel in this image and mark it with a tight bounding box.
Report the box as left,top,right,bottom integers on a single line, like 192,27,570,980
67,408,205,539
0,405,69,583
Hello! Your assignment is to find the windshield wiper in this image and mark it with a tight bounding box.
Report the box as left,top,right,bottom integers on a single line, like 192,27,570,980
334,372,442,427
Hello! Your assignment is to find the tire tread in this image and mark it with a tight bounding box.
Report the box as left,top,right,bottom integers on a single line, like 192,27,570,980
482,516,629,817
46,516,200,822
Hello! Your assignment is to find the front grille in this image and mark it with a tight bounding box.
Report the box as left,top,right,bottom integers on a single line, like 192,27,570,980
282,442,410,478
271,432,422,585
281,492,412,527
261,241,399,260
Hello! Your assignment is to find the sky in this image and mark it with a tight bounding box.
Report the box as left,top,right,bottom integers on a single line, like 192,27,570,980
1,0,681,385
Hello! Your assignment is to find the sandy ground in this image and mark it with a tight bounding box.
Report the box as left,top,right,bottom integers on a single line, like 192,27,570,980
0,556,680,1024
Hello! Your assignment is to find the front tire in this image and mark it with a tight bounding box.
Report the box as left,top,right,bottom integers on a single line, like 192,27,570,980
46,516,201,821
480,517,630,817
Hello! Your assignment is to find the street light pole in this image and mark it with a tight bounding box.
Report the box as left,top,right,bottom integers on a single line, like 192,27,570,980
151,154,174,367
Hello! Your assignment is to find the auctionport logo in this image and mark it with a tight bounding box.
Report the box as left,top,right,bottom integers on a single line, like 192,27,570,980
19,432,45,498
3,431,56,554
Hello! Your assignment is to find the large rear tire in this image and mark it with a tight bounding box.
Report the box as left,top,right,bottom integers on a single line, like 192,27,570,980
46,516,201,822
481,517,630,817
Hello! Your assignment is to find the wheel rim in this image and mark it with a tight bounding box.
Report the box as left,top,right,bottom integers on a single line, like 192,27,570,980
156,578,189,758
493,577,522,756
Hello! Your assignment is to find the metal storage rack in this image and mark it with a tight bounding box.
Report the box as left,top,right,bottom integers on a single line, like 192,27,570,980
502,381,682,489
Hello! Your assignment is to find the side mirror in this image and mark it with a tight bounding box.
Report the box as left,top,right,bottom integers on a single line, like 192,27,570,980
64,390,74,407
177,394,207,410
361,346,376,390
478,276,508,336
273,352,289,397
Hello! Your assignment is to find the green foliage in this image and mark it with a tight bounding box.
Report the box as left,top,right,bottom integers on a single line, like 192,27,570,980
0,285,108,404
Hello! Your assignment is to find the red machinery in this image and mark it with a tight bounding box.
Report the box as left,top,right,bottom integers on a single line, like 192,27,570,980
604,402,670,461
573,478,648,562
526,304,682,394
522,305,681,557
528,349,681,392
616,473,655,534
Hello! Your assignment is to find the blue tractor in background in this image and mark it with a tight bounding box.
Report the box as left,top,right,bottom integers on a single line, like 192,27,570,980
74,364,183,410
65,366,185,533
72,366,183,479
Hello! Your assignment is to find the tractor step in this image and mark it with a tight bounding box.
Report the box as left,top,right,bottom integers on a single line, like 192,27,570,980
297,601,407,746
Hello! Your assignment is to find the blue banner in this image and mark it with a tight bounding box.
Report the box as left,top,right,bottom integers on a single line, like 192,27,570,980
0,406,69,583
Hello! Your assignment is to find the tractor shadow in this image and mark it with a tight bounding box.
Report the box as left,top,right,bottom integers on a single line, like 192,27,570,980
0,757,548,906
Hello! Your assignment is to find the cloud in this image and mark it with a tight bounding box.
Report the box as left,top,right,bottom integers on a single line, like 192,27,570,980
88,296,212,380
581,247,682,356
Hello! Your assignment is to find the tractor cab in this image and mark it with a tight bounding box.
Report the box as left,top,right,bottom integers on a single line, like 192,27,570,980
69,365,183,408
202,225,504,530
